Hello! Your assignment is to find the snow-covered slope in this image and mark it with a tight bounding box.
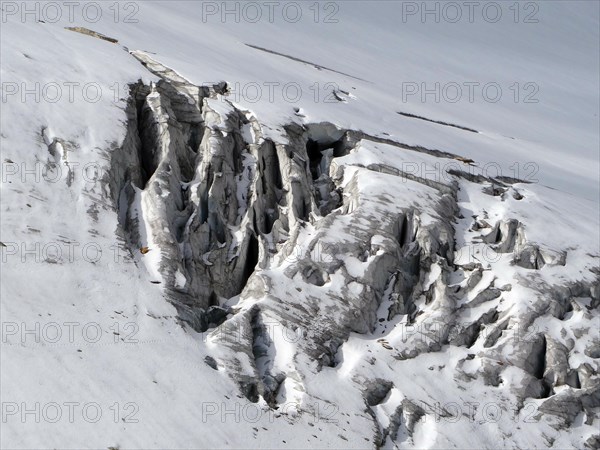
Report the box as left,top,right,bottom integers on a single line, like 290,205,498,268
1,1,598,449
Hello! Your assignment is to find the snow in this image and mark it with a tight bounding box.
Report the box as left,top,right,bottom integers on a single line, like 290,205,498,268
1,1,598,449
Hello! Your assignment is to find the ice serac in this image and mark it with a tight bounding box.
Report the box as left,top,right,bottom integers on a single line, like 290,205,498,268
108,52,599,448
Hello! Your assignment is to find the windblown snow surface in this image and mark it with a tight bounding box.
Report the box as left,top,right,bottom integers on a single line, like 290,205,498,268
1,1,599,449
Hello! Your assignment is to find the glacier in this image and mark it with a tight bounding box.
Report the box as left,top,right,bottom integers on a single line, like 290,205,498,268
0,1,599,449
